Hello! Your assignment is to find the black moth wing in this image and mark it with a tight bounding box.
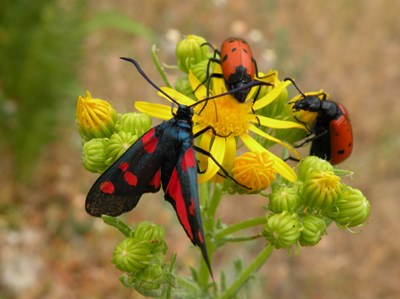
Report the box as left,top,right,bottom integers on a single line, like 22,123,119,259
160,133,211,272
85,125,167,217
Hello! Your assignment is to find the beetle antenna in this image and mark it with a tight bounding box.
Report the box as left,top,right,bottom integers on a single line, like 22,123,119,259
284,77,306,98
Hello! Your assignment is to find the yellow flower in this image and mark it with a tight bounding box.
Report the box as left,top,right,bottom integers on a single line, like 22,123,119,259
232,151,276,191
135,65,306,183
76,91,117,140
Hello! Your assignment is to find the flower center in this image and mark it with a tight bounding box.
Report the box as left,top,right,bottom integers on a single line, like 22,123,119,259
193,95,254,136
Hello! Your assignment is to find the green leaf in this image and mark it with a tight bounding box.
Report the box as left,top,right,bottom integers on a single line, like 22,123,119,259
101,215,132,237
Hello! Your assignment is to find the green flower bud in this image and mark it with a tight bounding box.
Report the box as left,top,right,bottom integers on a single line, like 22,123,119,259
136,263,164,282
262,211,301,249
105,131,138,165
76,91,117,140
190,59,211,84
268,184,302,213
297,156,334,182
112,238,152,273
299,215,326,246
302,170,341,210
174,76,195,99
116,112,152,137
134,221,166,242
81,138,109,173
176,35,211,73
329,186,371,228
134,222,167,254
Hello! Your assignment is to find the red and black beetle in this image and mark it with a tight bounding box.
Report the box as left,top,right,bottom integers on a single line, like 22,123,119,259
219,38,256,102
201,38,271,103
288,80,353,165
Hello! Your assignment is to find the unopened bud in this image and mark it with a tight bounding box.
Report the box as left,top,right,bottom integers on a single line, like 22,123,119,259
297,156,334,182
329,186,371,228
262,211,301,249
302,170,341,210
112,238,152,274
116,112,152,137
269,184,302,213
105,131,138,165
176,35,211,73
81,138,109,173
299,215,326,246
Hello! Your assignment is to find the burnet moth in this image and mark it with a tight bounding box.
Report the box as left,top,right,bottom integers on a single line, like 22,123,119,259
85,57,256,275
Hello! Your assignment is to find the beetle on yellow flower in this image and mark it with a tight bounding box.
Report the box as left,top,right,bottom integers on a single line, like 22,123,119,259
135,65,306,191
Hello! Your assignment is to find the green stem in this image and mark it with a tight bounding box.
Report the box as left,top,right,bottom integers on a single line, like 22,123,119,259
215,217,266,240
198,185,224,289
175,276,200,294
101,215,132,237
151,44,172,87
219,233,263,244
208,186,223,218
218,244,274,299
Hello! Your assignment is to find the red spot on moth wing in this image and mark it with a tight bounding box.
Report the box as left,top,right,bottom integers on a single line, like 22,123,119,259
119,161,129,172
100,181,115,194
141,128,158,153
189,197,195,216
166,168,194,240
123,171,137,186
197,229,204,244
181,147,196,172
149,169,161,189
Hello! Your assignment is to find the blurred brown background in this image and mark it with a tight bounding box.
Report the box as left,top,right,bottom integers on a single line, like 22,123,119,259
1,0,399,298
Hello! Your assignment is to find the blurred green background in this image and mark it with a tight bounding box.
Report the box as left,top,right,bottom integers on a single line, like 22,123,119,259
1,0,399,298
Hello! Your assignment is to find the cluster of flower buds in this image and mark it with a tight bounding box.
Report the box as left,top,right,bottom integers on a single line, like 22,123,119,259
76,91,152,173
262,156,371,249
111,221,174,296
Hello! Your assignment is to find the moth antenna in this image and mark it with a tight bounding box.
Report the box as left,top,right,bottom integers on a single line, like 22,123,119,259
120,57,179,106
191,80,272,108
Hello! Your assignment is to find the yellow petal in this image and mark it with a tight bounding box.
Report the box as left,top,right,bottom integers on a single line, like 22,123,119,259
245,71,276,102
134,101,173,120
245,87,256,102
198,136,226,183
256,70,278,84
212,74,226,96
213,63,223,74
189,71,207,100
198,131,212,170
223,136,236,170
248,124,301,159
267,151,297,182
158,87,196,105
252,80,292,111
239,134,297,182
239,133,266,152
255,115,306,130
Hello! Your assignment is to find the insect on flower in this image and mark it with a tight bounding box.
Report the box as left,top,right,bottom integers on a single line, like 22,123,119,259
288,79,353,165
197,37,277,103
85,58,268,276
